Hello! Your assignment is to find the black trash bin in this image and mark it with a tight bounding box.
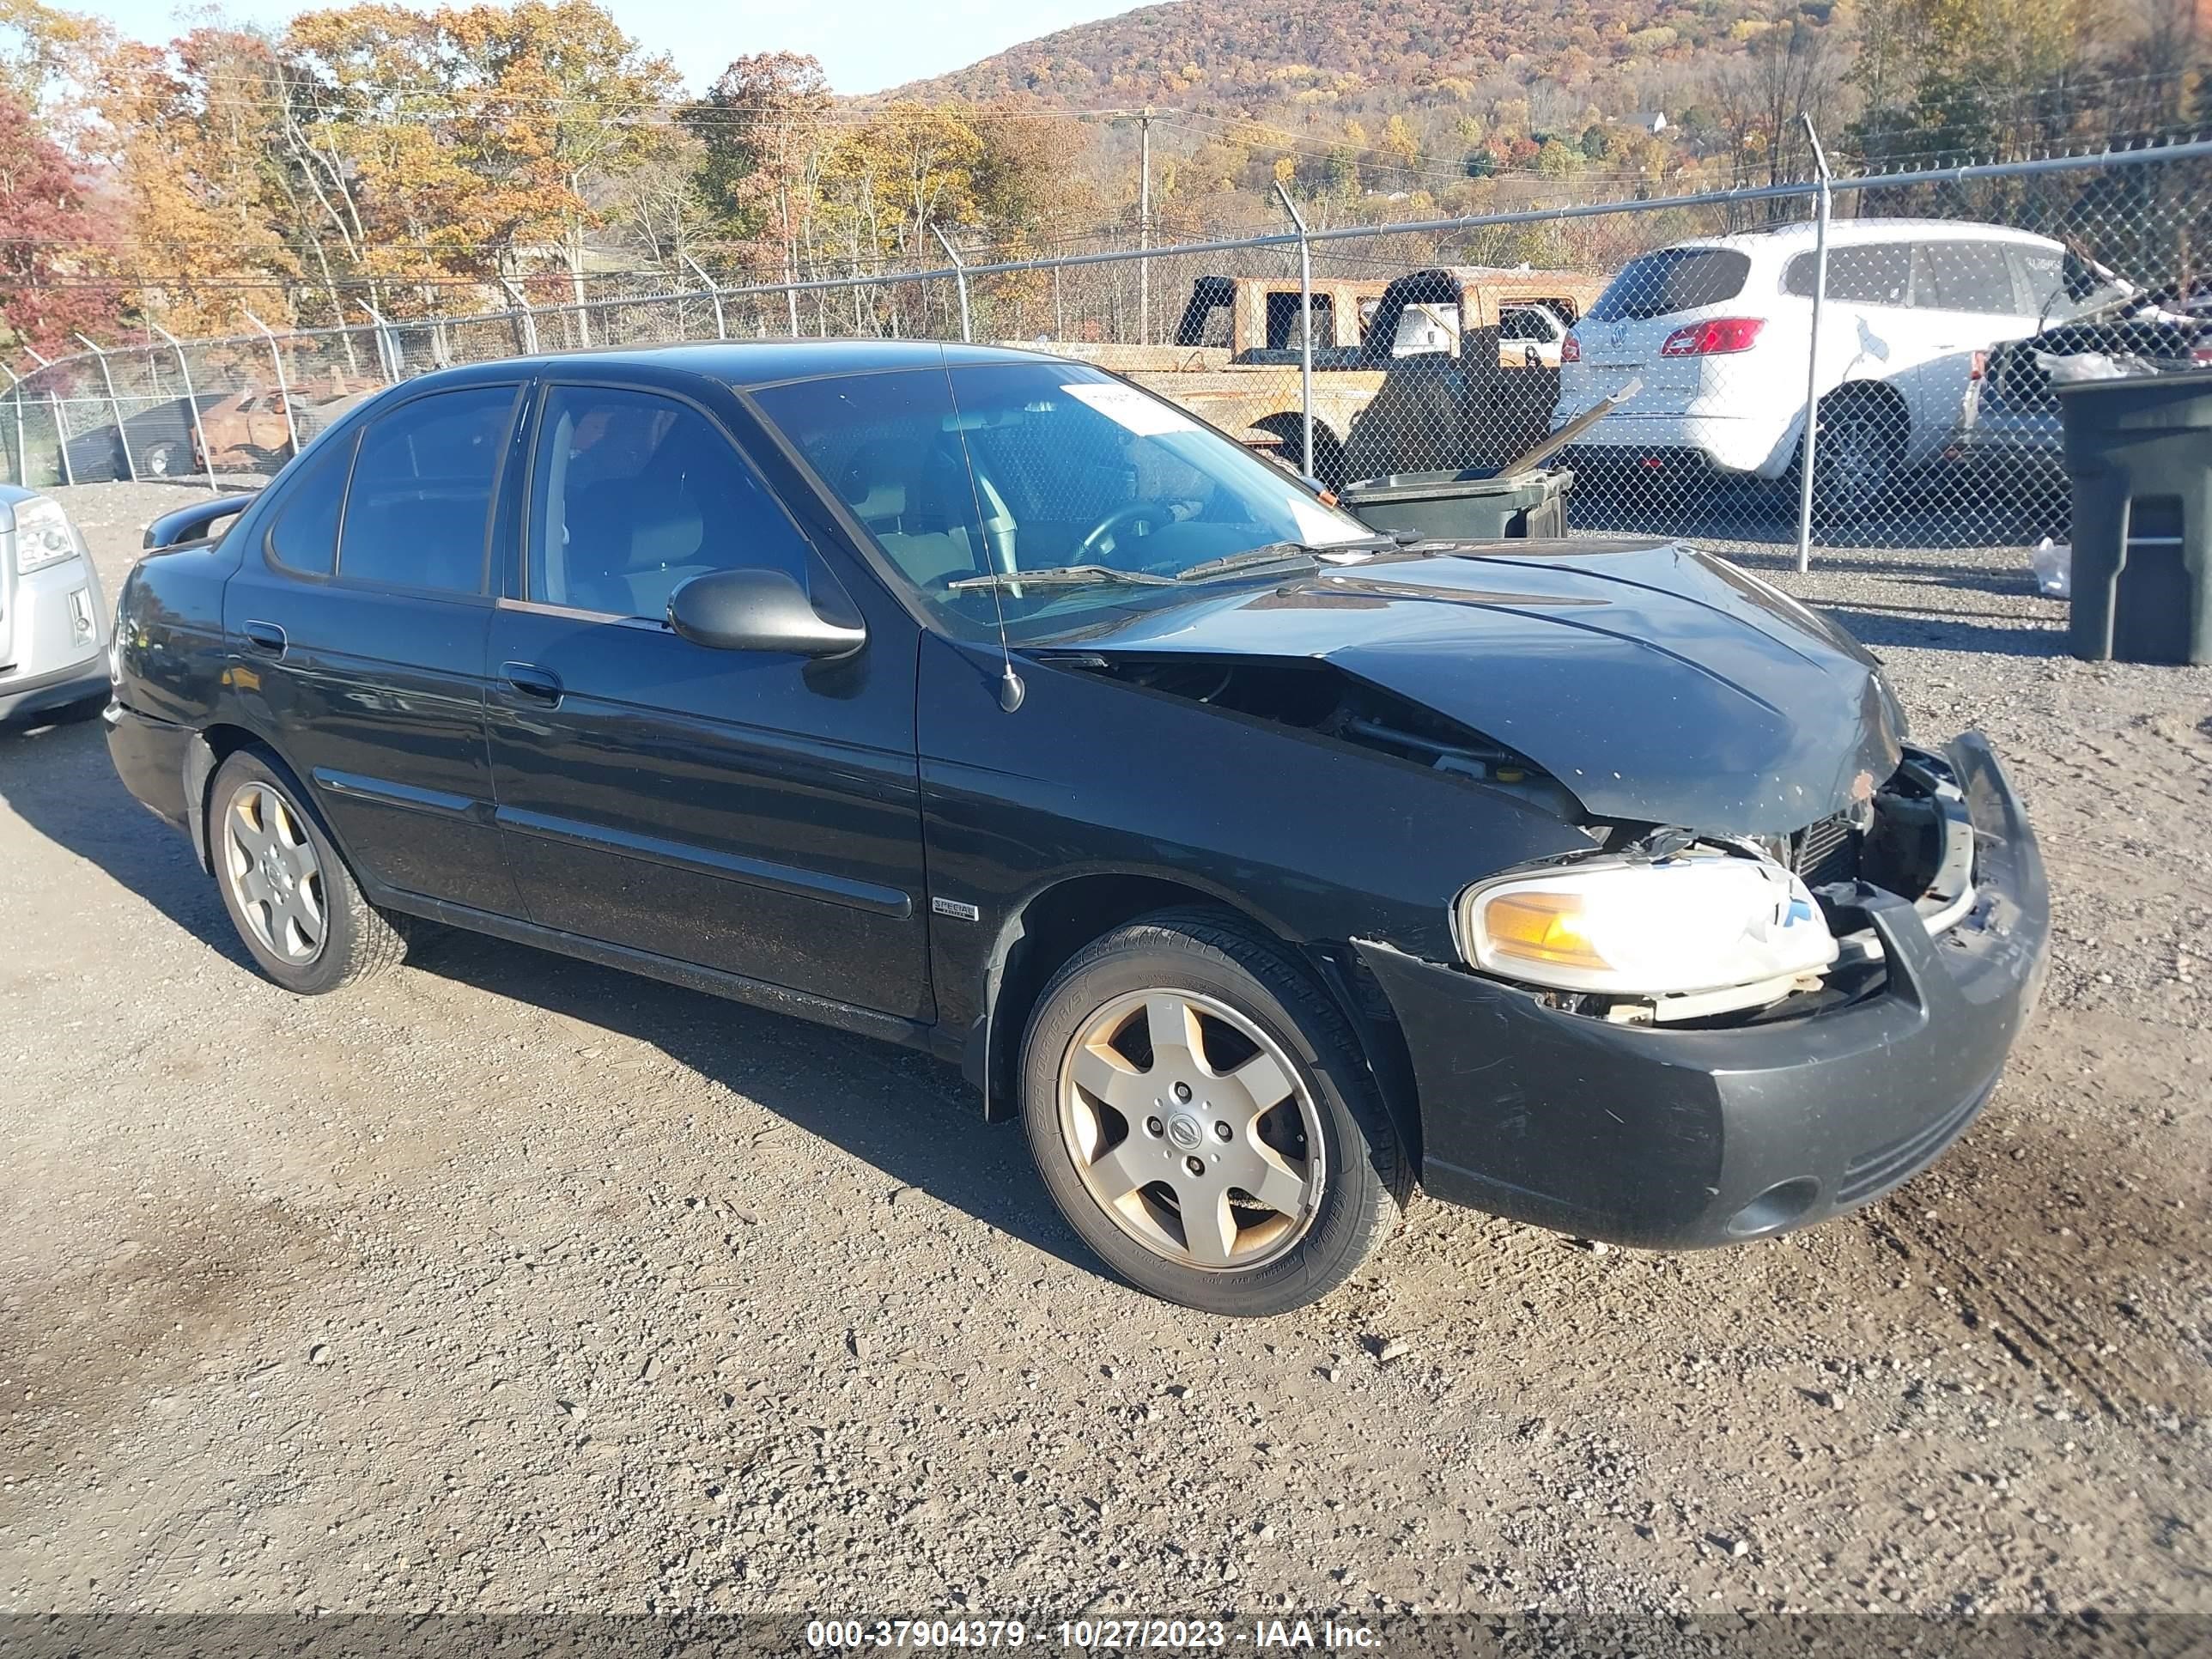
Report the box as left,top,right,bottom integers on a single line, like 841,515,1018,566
2055,368,2212,665
1340,465,1574,542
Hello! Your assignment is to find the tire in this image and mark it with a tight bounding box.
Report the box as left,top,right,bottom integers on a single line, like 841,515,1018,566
1019,908,1407,1316
1255,413,1347,492
144,442,179,479
1810,392,1906,524
207,748,408,994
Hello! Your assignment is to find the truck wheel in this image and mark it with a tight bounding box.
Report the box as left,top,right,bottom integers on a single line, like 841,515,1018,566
1020,908,1407,1316
1253,414,1347,491
208,749,409,995
144,442,181,478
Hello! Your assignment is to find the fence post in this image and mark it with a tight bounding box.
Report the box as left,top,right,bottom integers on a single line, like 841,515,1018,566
359,301,402,384
74,333,135,482
2,366,23,489
1274,181,1316,481
932,226,973,343
241,312,301,458
681,253,727,341
149,323,219,495
1795,118,1834,574
49,389,73,486
785,251,801,337
497,282,541,356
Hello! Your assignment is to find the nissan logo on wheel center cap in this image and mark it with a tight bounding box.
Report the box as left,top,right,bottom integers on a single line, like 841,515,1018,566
1165,1113,1204,1151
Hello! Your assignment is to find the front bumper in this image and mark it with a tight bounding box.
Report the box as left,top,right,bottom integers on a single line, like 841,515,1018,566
104,701,197,834
1,554,108,725
1359,732,2049,1249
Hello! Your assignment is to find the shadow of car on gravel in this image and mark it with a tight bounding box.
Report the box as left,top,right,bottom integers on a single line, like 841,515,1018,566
1816,605,2069,659
399,927,1096,1273
0,714,243,957
2,715,1093,1275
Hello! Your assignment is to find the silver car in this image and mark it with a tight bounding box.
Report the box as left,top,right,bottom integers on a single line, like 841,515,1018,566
1,486,108,726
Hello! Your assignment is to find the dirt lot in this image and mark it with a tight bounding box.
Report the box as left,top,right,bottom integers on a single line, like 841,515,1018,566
2,480,2207,1619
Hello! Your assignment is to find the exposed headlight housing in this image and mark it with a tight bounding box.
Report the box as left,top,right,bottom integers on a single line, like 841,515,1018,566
10,496,82,574
1457,848,1838,1004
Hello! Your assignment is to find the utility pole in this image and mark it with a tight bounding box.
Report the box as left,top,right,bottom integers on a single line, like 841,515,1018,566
1138,107,1152,346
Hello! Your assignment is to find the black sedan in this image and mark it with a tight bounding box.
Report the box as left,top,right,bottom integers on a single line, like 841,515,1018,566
105,341,2049,1315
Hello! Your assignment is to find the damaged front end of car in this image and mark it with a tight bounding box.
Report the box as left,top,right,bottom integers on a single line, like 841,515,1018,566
1040,538,2051,1247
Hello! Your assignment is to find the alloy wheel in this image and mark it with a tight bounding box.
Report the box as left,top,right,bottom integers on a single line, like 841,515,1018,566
222,782,326,965
1056,988,1325,1271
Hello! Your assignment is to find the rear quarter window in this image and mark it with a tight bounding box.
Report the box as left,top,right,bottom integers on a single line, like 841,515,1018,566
264,431,357,578
1588,249,1752,321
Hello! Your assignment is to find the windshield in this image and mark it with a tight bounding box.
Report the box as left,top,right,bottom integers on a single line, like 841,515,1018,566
1587,247,1752,322
750,359,1376,642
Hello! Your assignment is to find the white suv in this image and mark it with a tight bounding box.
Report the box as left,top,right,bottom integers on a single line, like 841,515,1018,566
1553,219,2094,517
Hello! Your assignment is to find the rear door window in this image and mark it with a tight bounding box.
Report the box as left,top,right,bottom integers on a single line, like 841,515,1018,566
337,386,517,594
1826,243,1912,307
1588,249,1751,321
1913,240,2023,313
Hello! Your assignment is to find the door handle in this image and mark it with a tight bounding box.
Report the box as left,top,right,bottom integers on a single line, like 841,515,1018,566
241,620,288,656
500,661,563,703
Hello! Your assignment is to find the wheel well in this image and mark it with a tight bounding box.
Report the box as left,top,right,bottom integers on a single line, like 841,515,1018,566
978,873,1424,1173
184,722,276,871
1251,411,1346,487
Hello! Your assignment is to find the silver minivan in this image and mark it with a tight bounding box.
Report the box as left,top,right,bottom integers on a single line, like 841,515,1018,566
0,485,108,726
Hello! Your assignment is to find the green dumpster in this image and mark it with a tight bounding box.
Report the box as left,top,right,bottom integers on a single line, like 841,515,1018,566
1339,465,1574,542
2055,368,2212,665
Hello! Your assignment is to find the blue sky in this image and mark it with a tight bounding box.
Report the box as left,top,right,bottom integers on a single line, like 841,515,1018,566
84,0,1133,94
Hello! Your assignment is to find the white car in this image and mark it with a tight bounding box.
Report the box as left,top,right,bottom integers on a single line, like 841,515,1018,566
1552,219,2118,517
1,487,108,726
1498,302,1573,368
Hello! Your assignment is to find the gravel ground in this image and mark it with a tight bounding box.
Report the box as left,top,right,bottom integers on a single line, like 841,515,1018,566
1,479,2207,1620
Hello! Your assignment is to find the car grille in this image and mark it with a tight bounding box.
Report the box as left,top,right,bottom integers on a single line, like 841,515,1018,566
1790,811,1862,888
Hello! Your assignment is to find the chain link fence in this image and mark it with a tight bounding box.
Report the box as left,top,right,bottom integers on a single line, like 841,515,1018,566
6,138,2209,573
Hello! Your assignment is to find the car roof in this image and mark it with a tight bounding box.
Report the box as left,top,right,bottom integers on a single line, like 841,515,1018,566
389,337,1060,394
1659,218,2062,258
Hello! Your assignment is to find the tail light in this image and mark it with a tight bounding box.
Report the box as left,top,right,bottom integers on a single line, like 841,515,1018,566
1969,349,1988,381
1560,331,1581,364
1658,317,1765,357
2193,346,2212,367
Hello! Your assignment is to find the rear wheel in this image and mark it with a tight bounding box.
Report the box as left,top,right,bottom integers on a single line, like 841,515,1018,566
1810,392,1907,523
209,749,408,994
1020,908,1407,1316
143,442,181,479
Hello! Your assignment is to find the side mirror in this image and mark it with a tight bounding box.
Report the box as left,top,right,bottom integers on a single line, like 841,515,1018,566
667,568,866,659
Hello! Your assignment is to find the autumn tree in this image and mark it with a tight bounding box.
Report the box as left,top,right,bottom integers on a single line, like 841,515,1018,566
0,89,118,351
682,51,832,279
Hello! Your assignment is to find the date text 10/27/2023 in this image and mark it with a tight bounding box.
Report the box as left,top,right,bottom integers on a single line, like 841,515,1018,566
804,1619,1382,1650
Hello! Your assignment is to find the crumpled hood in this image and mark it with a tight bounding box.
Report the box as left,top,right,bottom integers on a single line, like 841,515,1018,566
1060,538,1905,835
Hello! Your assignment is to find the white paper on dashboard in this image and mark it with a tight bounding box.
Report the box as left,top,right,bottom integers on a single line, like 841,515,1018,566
1062,382,1200,436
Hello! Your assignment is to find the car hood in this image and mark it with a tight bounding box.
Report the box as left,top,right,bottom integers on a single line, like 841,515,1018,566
1052,538,1904,835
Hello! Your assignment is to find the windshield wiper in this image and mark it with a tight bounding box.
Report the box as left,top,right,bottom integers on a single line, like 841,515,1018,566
1175,538,1394,583
946,564,1177,592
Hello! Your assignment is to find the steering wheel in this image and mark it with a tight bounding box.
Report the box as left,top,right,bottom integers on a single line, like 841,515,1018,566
1074,500,1178,564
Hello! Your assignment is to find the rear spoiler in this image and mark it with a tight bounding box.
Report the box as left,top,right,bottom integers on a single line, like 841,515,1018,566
143,493,256,551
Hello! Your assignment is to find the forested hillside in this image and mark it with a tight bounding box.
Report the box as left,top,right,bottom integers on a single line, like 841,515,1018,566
896,0,1804,113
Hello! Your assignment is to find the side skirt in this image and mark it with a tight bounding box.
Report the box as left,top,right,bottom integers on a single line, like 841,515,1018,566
371,885,967,1066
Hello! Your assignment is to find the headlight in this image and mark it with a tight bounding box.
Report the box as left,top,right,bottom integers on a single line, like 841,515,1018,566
11,496,82,574
1457,849,1838,997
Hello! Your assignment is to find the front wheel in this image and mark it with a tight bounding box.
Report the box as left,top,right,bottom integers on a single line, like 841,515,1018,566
1020,909,1407,1315
209,749,409,994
